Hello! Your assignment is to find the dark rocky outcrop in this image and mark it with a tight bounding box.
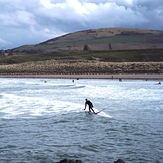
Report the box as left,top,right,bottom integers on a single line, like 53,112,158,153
54,158,125,163
114,159,125,163
54,159,82,163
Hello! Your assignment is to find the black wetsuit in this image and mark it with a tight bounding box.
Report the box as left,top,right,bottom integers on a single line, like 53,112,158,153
85,100,95,113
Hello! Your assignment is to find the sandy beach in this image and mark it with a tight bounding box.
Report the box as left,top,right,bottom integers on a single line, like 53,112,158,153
0,74,163,80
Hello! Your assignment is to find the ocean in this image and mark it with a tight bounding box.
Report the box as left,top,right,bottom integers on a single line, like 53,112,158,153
0,78,163,163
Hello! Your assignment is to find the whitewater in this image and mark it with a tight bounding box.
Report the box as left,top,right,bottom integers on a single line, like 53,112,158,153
0,78,163,163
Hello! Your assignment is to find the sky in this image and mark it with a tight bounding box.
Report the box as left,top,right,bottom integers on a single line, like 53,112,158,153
0,0,163,49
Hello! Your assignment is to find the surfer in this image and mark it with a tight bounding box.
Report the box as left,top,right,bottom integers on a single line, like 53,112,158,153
155,81,161,85
84,99,95,113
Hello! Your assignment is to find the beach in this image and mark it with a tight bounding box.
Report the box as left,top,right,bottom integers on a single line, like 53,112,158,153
0,74,163,80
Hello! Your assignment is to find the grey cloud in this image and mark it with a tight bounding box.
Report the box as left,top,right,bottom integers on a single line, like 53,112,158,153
134,0,163,8
0,0,163,49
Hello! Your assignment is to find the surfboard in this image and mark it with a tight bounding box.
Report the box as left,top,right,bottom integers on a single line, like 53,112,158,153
95,109,105,114
85,109,105,115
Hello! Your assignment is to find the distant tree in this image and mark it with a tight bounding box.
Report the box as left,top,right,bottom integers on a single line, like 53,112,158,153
109,43,112,50
83,44,90,51
8,52,13,56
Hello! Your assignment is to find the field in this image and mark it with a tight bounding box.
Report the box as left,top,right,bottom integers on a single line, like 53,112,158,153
1,49,163,65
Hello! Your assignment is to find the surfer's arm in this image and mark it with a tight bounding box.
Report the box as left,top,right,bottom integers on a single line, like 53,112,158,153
84,103,87,110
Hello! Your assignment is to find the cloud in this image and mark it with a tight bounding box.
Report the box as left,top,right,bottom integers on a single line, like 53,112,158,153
0,38,10,49
0,0,163,49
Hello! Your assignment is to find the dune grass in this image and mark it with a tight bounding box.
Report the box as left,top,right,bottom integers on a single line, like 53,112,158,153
1,48,163,65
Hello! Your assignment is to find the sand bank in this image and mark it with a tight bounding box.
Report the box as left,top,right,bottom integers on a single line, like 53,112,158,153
0,74,162,80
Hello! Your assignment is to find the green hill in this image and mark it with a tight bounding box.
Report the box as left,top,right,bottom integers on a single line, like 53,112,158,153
10,28,163,54
1,28,163,65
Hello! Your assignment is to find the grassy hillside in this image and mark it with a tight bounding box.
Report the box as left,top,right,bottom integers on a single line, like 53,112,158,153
0,28,162,68
9,28,163,54
1,49,163,65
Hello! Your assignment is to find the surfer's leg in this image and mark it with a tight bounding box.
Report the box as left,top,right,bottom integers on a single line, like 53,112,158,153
91,107,95,113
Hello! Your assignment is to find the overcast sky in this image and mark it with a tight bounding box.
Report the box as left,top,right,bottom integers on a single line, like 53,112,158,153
0,0,163,49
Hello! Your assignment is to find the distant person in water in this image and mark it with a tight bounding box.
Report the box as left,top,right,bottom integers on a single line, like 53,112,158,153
155,81,161,85
84,99,95,113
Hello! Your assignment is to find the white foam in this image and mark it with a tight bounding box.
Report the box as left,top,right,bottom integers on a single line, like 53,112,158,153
98,111,112,118
1,79,162,119
0,92,85,119
84,107,112,118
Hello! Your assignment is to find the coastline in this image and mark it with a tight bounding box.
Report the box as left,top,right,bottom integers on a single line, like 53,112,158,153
0,74,163,80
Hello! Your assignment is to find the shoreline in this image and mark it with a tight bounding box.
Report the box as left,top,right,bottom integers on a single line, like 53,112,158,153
0,74,163,80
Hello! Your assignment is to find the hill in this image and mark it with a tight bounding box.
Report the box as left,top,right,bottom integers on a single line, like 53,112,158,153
9,28,163,54
1,28,163,75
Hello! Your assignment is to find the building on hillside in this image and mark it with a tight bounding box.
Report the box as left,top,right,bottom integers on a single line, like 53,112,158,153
0,50,13,56
0,50,5,56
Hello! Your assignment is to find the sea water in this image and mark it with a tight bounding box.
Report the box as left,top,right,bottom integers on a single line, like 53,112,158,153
0,78,163,163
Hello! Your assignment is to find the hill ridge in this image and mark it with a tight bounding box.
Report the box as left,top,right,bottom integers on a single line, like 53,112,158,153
10,27,163,54
40,27,163,44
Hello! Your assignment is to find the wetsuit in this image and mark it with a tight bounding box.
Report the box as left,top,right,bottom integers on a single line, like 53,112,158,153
85,100,95,113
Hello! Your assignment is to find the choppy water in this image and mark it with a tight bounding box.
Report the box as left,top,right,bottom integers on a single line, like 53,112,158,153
0,78,163,163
